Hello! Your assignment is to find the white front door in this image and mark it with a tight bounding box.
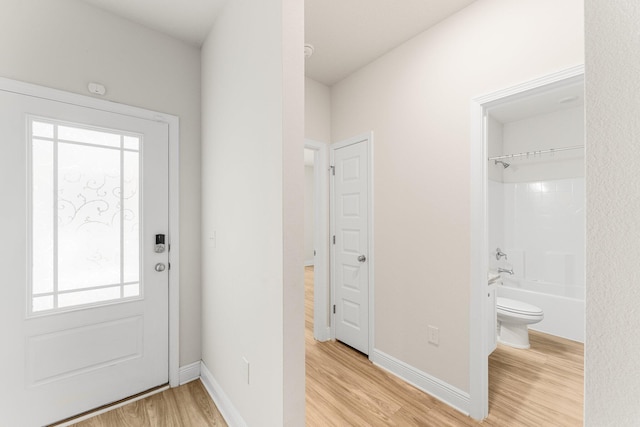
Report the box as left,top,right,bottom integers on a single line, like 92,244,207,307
332,136,370,355
0,88,169,426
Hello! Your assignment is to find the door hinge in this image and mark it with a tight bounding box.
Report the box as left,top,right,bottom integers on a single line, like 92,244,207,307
332,235,336,244
168,262,171,270
333,304,336,314
330,165,335,176
314,249,316,256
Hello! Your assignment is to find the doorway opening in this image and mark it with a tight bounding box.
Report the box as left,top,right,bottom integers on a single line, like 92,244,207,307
303,133,374,352
470,65,585,420
304,140,330,341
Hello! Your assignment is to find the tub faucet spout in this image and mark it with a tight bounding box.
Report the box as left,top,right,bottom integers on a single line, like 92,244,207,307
498,267,514,275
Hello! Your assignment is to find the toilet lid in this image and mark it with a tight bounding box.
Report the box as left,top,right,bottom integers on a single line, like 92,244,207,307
497,297,543,316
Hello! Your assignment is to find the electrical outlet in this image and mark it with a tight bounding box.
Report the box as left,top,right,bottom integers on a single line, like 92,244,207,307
242,357,250,385
428,325,439,346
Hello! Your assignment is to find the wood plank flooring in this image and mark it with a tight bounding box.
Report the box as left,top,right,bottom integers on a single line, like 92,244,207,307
304,266,584,426
68,380,226,427
68,266,583,426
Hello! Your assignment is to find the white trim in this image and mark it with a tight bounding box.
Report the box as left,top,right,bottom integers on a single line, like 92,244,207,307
52,385,170,427
330,132,374,355
200,362,247,427
469,99,489,421
0,76,181,389
168,110,181,388
368,133,375,356
179,361,201,385
304,259,315,267
468,65,584,420
371,350,470,415
305,139,330,342
473,65,585,107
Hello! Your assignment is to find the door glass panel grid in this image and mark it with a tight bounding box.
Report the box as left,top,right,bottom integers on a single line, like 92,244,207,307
27,116,143,316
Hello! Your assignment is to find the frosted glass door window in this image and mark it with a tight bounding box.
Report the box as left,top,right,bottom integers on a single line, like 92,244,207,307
30,118,141,314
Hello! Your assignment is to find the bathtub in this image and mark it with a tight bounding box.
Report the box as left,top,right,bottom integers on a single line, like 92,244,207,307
498,276,584,343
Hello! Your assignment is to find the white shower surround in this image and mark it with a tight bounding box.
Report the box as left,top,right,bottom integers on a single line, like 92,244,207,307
489,178,585,342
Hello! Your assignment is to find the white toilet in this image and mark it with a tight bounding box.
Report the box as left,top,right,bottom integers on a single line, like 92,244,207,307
496,297,544,349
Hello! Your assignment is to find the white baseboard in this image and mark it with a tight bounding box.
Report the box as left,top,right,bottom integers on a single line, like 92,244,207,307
314,326,331,342
179,361,201,385
200,362,247,427
371,349,470,415
304,260,314,267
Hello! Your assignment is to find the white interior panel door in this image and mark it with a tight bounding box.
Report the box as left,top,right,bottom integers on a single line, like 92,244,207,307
0,88,169,426
332,138,369,354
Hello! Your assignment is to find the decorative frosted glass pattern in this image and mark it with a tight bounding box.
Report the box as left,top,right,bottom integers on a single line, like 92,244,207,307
29,118,142,314
57,144,121,290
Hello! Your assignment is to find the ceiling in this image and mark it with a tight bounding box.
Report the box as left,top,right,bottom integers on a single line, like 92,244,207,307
489,81,584,124
304,0,476,85
80,0,477,87
80,0,228,46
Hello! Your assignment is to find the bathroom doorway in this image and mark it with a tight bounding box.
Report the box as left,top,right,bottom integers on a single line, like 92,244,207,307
470,66,585,420
304,140,330,341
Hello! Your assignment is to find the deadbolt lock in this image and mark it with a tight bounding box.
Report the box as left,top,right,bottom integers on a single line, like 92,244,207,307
155,234,166,253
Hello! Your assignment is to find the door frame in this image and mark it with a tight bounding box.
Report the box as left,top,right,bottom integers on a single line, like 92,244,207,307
330,132,374,356
304,139,330,341
0,76,181,387
468,65,584,420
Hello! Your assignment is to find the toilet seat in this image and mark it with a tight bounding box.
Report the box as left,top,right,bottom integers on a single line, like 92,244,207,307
497,297,543,317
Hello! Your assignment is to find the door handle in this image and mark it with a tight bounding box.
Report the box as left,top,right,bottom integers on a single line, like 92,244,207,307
155,263,166,272
358,255,366,263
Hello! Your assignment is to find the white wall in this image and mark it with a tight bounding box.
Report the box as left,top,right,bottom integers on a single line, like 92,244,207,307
200,0,304,424
585,0,640,423
0,0,202,366
331,0,583,393
502,106,584,183
305,77,331,143
304,164,315,264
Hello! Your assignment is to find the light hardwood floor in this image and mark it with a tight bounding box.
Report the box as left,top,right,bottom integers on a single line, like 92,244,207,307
67,380,226,427
304,266,583,426
68,266,583,426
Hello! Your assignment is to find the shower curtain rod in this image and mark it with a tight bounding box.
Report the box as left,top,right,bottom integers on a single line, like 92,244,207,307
488,145,584,161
